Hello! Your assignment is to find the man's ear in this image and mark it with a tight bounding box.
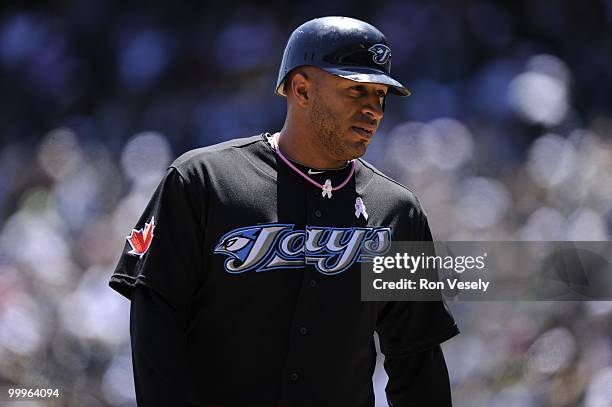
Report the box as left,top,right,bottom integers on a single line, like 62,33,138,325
288,71,311,107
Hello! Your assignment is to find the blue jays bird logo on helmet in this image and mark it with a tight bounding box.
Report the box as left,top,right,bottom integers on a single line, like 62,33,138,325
368,44,391,65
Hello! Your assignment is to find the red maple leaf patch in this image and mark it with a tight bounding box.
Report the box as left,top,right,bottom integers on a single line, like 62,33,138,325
126,216,155,258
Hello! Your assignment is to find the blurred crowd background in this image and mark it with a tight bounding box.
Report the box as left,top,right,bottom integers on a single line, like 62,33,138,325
1,0,612,406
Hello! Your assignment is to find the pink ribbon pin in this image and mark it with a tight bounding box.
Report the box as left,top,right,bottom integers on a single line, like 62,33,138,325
322,179,333,198
355,197,368,220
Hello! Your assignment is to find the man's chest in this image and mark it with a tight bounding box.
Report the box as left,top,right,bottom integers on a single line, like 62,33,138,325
204,174,398,277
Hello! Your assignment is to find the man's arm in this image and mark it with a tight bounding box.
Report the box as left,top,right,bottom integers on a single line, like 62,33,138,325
130,286,193,406
376,203,458,405
383,344,452,406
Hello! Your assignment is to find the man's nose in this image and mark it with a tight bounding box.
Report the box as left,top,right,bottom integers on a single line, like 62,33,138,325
361,95,384,121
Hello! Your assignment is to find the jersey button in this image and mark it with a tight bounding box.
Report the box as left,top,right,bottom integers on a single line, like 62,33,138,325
289,372,300,382
309,279,317,288
314,209,322,218
299,327,308,335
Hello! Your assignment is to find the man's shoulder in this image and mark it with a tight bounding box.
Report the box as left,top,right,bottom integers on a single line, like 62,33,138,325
173,134,265,166
359,158,424,209
170,134,268,176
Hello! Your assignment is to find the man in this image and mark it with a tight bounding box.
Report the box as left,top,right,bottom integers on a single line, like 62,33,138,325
109,16,459,407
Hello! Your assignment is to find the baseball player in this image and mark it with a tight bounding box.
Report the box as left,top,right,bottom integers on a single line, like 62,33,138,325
110,16,459,407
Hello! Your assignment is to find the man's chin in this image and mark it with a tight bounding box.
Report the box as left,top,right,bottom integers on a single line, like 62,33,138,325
322,135,369,161
341,142,368,161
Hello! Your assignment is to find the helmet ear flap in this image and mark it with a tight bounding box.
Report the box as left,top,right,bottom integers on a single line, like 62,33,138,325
281,79,289,96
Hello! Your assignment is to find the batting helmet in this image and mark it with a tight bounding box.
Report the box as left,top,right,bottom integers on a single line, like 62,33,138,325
275,16,410,97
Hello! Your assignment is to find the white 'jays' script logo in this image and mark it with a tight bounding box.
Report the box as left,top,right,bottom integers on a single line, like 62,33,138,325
214,224,392,275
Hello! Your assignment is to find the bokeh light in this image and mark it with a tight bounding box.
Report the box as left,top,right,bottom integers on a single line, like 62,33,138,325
527,327,576,375
120,131,172,185
508,54,571,126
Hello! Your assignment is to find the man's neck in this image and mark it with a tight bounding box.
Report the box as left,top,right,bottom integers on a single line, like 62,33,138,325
276,129,347,170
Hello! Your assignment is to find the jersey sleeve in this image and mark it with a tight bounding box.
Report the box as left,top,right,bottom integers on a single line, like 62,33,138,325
376,296,459,356
376,210,459,356
109,166,204,312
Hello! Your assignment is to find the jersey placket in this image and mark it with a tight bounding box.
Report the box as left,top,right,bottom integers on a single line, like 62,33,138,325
275,178,331,406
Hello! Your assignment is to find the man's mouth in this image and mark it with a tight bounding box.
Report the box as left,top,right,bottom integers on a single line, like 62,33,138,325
351,126,374,138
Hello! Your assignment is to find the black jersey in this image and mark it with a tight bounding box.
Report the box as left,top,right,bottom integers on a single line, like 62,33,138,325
109,134,459,407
